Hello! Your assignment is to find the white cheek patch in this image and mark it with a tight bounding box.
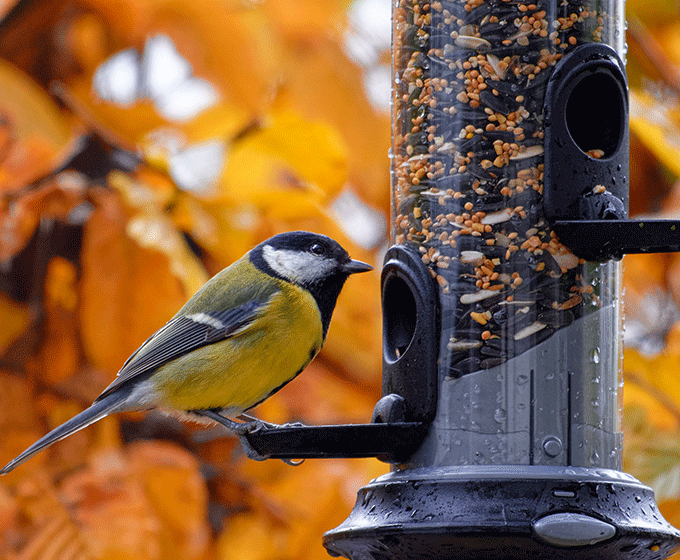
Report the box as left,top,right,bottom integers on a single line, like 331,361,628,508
262,245,336,285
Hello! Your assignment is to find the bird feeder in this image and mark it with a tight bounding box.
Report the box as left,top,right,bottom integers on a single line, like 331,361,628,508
239,0,680,558
321,0,680,558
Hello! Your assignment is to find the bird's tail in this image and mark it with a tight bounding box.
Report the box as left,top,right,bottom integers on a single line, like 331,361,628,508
0,391,128,475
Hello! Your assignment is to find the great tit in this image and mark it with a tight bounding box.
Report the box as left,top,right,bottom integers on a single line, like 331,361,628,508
1,231,372,474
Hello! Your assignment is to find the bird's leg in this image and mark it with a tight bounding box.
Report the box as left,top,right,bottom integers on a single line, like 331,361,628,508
236,412,280,430
238,412,307,430
194,409,269,461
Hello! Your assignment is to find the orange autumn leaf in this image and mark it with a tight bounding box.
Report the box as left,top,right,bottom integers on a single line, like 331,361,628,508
108,170,210,296
0,293,29,355
0,371,42,473
8,475,93,560
58,454,165,560
0,170,90,261
127,441,211,559
0,59,77,193
28,256,81,386
79,190,188,375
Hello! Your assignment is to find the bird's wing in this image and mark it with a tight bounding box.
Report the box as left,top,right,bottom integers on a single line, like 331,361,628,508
95,301,263,401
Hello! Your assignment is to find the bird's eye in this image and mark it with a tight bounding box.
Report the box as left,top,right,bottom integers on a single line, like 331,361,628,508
309,243,325,256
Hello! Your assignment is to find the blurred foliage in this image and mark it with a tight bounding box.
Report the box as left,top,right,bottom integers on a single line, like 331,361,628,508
625,0,680,547
3,0,680,558
0,0,387,557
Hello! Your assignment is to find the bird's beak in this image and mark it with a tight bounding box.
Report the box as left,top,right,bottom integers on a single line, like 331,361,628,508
342,259,374,274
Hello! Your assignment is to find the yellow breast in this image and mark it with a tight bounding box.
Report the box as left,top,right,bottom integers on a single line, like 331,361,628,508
152,280,323,414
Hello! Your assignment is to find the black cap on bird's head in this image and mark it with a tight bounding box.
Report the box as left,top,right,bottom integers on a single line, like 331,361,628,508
250,231,373,335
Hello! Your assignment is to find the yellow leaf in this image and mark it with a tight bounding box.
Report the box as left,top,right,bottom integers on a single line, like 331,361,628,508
223,109,347,215
171,192,265,266
276,37,391,210
110,167,176,212
624,348,680,429
630,89,680,178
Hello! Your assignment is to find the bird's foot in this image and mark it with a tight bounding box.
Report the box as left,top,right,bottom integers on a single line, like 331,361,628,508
194,410,305,465
237,413,307,431
193,409,267,460
236,414,306,465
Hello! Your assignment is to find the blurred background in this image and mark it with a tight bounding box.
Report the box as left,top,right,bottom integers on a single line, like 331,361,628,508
0,0,680,557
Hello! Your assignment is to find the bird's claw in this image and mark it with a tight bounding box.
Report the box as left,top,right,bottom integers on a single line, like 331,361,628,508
231,420,261,436
195,410,305,464
235,432,270,461
231,419,307,465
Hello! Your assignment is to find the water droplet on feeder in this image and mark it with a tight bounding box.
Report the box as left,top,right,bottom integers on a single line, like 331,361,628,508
494,408,508,423
591,348,601,364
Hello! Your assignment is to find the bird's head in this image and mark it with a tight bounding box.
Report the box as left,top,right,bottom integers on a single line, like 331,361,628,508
251,231,373,288
250,232,373,337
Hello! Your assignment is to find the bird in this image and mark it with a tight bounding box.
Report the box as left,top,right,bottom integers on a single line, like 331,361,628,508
1,231,373,474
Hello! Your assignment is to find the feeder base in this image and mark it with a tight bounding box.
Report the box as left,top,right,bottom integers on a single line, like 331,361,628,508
324,466,680,560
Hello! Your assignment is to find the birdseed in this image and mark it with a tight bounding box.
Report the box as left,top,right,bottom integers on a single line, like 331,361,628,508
391,0,621,377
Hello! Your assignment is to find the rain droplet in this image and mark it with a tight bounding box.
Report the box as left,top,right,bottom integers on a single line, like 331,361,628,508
494,408,508,423
591,348,601,364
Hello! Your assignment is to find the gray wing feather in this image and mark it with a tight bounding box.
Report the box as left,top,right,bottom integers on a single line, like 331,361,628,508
95,301,262,401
